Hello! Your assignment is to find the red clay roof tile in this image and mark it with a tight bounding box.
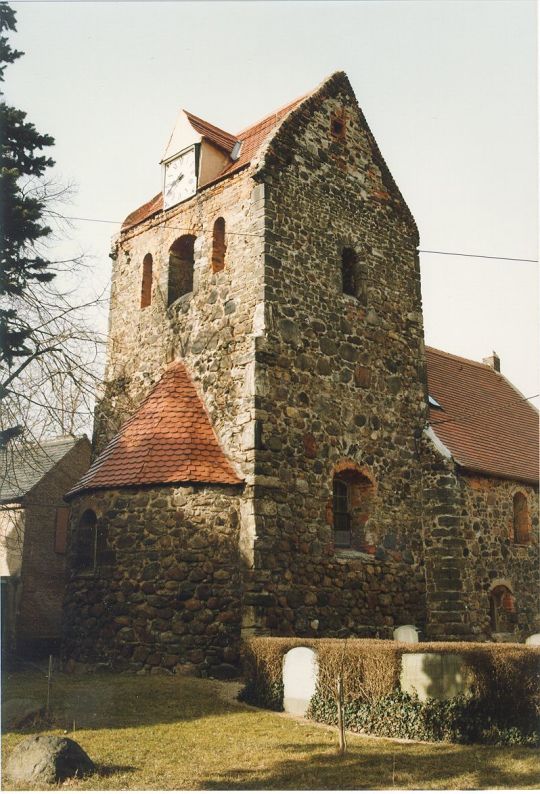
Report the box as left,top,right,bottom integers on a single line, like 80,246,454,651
426,347,539,484
66,362,242,498
183,110,239,154
121,95,305,231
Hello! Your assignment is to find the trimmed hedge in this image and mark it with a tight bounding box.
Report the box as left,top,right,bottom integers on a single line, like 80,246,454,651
240,637,540,746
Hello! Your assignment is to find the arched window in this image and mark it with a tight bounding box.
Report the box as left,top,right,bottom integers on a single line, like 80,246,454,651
75,509,97,572
140,253,153,308
332,466,375,549
513,492,529,544
212,217,226,273
341,248,366,303
489,585,516,633
74,510,111,572
168,235,195,305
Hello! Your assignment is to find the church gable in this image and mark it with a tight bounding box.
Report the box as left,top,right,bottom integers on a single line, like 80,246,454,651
254,70,417,231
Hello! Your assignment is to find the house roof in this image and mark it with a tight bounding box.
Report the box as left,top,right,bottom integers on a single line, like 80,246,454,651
121,95,305,231
66,361,242,499
0,436,86,504
425,347,539,485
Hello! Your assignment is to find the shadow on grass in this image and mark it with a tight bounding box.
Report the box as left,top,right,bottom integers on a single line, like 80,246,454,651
201,742,540,790
1,671,243,732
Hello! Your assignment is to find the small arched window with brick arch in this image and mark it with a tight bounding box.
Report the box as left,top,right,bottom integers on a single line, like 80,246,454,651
332,465,376,550
140,253,153,308
168,235,196,305
513,492,529,544
212,217,226,273
489,584,516,633
341,247,367,304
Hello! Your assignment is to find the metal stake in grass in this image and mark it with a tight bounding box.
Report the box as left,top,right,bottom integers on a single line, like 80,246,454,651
336,673,347,755
336,636,348,755
46,654,53,719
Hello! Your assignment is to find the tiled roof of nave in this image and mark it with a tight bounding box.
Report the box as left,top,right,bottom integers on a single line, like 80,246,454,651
426,347,539,485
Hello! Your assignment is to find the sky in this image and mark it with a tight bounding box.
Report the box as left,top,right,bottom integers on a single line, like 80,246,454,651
6,0,539,407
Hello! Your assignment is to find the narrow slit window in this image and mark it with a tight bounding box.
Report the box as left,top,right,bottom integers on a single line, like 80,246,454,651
212,217,226,273
341,247,367,304
342,248,357,297
513,492,529,544
140,253,153,308
75,509,97,572
333,477,351,547
332,465,376,552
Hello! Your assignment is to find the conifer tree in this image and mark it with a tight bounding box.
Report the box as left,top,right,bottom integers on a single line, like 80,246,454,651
0,1,56,375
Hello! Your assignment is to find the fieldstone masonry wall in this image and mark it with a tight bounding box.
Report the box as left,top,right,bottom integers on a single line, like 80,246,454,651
64,485,243,676
420,448,474,639
459,474,539,639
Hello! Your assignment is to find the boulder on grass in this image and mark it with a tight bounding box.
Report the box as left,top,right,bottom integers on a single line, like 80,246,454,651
5,735,95,785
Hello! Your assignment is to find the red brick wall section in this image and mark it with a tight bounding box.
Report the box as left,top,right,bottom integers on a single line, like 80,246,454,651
17,439,91,652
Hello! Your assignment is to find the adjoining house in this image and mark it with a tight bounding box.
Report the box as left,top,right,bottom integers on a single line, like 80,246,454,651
0,436,91,658
62,71,538,677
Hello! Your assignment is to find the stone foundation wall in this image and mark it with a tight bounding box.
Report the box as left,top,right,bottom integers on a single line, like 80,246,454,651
63,485,243,676
244,550,426,639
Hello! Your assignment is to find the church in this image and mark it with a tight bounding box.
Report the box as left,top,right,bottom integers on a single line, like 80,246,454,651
63,72,538,677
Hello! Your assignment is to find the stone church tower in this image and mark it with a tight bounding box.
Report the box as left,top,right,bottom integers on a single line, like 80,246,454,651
63,72,538,674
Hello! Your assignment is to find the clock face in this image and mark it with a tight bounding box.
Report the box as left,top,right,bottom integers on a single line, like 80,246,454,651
163,147,197,210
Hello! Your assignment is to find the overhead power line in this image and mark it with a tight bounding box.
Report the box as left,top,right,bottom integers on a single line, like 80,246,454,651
58,215,538,263
419,249,537,263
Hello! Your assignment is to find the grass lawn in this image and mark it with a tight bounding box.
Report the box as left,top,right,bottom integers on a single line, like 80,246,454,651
2,670,539,790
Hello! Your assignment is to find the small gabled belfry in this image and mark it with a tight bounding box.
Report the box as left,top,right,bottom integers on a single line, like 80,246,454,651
64,72,538,676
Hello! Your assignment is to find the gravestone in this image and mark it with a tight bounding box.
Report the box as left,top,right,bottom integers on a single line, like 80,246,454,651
393,625,419,643
400,653,471,702
283,646,318,716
